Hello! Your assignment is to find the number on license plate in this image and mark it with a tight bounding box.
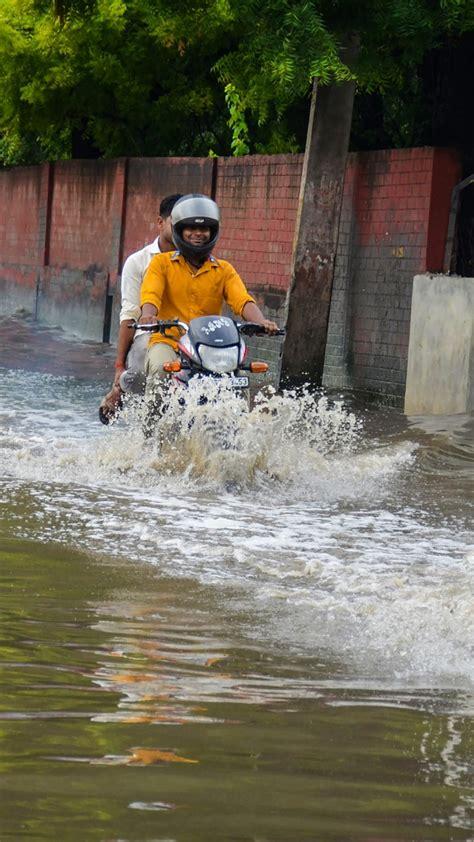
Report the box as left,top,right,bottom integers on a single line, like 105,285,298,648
229,376,249,388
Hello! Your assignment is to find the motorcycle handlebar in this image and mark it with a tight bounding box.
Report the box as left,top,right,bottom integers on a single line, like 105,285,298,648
130,319,188,334
131,320,285,337
237,322,286,337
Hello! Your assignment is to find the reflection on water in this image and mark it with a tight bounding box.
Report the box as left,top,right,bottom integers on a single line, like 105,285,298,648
2,539,474,841
0,315,473,840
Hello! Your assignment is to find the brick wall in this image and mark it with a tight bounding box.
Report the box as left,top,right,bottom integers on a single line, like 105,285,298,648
123,157,215,260
323,147,461,403
214,155,302,378
0,164,46,313
108,157,216,340
215,154,302,313
0,165,44,265
0,148,460,402
36,159,126,338
48,160,122,268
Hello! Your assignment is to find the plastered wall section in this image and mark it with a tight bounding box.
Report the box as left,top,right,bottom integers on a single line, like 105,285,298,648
0,164,46,314
39,159,126,340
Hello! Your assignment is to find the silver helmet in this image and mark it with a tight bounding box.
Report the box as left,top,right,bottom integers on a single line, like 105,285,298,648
171,194,220,262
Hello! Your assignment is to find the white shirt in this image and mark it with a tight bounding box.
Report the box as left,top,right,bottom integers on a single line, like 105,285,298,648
119,236,162,322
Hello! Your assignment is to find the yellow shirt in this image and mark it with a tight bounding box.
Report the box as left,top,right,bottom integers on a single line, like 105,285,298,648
140,251,256,347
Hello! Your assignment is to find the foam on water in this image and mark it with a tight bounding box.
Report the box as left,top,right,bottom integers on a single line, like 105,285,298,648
1,366,473,688
1,367,400,492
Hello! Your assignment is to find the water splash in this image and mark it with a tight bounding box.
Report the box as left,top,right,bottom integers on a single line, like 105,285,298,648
0,366,415,498
108,378,367,489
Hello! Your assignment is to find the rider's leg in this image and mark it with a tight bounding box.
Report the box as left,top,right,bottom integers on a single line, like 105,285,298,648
143,342,178,437
119,332,148,394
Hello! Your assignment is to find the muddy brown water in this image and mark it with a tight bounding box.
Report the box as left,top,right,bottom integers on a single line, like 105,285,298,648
0,314,473,841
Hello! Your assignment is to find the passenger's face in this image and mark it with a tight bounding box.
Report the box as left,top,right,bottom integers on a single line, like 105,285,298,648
157,214,174,246
182,225,211,245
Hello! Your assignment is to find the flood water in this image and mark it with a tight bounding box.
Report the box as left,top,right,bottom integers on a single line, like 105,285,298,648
0,314,473,841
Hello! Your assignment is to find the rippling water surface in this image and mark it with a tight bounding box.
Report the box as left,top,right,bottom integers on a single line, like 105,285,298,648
0,315,473,841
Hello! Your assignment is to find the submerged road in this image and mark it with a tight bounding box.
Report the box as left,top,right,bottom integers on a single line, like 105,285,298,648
0,314,473,840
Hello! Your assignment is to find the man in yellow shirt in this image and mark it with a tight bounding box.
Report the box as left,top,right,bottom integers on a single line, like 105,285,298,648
139,194,279,430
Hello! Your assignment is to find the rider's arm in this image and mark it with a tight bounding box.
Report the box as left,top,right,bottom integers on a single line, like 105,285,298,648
113,319,134,373
101,319,135,409
223,261,279,334
101,316,134,413
242,301,279,334
139,303,158,325
120,250,145,323
109,250,145,385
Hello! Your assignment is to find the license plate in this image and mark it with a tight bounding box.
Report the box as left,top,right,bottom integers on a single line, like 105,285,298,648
229,376,249,388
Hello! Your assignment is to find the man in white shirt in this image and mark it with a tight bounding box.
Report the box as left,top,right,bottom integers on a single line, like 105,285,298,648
99,193,182,424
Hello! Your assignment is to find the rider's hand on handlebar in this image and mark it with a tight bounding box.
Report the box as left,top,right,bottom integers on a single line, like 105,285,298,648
138,313,157,325
261,319,279,335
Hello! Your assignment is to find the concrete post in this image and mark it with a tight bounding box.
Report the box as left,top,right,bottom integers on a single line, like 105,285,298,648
280,38,358,386
405,274,474,415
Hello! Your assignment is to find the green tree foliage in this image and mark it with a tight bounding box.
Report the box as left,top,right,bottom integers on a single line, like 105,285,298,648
0,0,237,163
209,0,474,151
0,0,473,164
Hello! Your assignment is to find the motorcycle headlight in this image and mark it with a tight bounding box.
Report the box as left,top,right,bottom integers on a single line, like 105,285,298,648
198,345,239,373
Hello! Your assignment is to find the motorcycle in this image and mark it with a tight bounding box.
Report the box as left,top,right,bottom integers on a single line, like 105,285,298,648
134,315,285,444
135,314,284,387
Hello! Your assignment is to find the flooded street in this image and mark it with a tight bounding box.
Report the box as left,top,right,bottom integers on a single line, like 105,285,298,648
0,314,473,841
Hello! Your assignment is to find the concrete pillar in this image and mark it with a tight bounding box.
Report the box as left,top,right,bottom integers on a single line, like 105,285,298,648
280,38,359,387
404,273,474,415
